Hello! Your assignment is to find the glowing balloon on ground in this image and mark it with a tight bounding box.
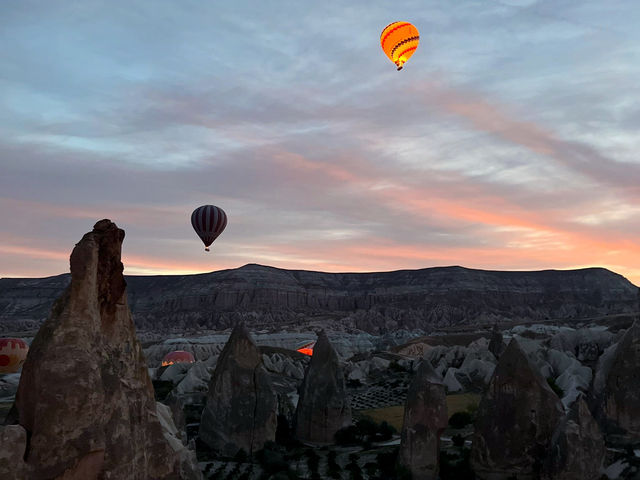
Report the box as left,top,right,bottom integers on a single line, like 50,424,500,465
380,21,420,70
161,350,196,367
297,341,315,356
191,205,227,252
0,338,28,373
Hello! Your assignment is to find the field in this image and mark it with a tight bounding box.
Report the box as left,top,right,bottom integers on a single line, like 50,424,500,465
358,393,481,431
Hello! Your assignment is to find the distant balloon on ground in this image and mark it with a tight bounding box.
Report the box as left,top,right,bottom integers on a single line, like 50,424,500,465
297,341,315,356
380,21,420,70
161,350,195,367
191,205,227,252
0,338,28,373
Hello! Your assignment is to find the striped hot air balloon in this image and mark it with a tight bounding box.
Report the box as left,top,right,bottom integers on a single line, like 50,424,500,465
0,338,28,374
380,21,420,70
191,205,227,252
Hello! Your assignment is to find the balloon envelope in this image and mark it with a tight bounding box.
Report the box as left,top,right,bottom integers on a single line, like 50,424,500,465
161,350,195,367
380,21,420,70
296,341,315,357
0,338,29,373
191,205,227,251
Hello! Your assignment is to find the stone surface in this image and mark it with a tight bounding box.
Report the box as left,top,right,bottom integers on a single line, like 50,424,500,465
546,349,592,409
542,397,605,480
398,360,448,480
488,325,506,359
199,323,278,457
8,220,189,479
294,330,351,444
156,402,202,480
443,368,463,393
471,338,564,480
549,327,614,365
0,373,20,402
596,321,640,439
174,361,212,395
0,424,27,478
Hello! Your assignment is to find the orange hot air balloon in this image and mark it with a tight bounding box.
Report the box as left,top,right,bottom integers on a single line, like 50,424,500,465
0,338,29,373
380,21,420,70
161,350,195,367
297,341,315,356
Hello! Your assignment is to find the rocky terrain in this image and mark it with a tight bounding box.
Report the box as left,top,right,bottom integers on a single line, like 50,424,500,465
2,220,640,479
1,264,637,334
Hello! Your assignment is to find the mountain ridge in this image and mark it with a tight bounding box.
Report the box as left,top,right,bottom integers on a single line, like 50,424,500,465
1,264,637,334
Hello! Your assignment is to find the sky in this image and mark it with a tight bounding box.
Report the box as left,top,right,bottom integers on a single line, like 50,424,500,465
1,0,639,284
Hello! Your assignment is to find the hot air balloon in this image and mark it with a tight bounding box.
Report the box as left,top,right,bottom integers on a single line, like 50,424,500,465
0,338,28,374
191,205,227,252
297,341,315,357
161,350,196,367
380,21,420,70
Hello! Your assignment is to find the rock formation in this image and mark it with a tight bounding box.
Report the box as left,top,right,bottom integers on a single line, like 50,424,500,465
595,320,640,439
398,360,448,480
294,330,351,444
542,397,604,480
2,265,637,333
488,325,505,359
0,424,27,478
471,338,564,480
199,323,278,457
6,220,198,479
549,327,614,366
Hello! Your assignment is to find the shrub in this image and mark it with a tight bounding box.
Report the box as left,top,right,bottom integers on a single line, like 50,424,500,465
389,360,407,373
439,448,474,480
326,450,341,479
378,421,396,441
547,377,564,398
364,461,378,477
376,448,400,478
256,446,287,475
306,448,320,473
151,380,174,401
335,425,361,445
233,448,248,463
275,414,297,446
449,411,474,429
346,454,363,480
452,434,465,447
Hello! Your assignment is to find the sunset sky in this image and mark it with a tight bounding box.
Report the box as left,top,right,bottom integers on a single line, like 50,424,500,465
2,1,639,284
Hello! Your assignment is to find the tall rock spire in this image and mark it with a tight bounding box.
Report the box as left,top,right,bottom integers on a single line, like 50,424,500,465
398,360,448,480
294,330,351,444
471,338,564,479
199,323,278,457
10,220,191,479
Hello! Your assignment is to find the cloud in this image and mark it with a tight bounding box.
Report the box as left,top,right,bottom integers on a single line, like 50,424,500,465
1,0,639,285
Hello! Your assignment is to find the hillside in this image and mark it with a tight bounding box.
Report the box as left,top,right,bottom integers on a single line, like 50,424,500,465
0,264,637,333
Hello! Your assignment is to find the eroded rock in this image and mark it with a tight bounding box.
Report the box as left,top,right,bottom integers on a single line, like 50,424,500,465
596,321,640,440
542,397,604,480
398,360,448,480
199,323,277,457
471,338,564,480
9,220,191,479
0,424,27,478
488,325,506,359
294,330,351,444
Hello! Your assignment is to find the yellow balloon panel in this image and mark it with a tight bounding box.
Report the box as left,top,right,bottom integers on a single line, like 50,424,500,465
0,338,28,374
380,21,420,70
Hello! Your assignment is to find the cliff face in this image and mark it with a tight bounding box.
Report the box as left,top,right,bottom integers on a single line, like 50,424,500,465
1,264,637,333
